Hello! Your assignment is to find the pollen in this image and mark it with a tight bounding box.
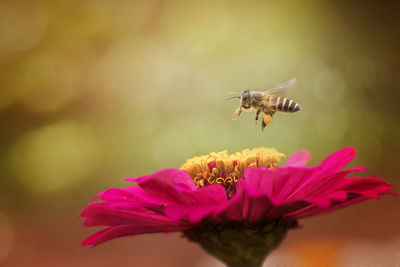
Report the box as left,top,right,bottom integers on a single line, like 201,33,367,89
181,147,285,188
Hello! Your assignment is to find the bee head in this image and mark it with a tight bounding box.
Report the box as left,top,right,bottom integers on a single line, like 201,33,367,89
240,89,251,109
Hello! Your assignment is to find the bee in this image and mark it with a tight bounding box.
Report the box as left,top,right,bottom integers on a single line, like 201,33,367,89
226,78,300,132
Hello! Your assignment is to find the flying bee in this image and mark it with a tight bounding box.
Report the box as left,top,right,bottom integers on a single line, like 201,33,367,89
226,78,301,132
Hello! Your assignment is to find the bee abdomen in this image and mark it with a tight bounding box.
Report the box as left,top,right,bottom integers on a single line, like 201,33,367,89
272,97,300,112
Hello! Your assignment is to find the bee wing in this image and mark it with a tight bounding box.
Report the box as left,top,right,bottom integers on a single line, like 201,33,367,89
264,78,297,97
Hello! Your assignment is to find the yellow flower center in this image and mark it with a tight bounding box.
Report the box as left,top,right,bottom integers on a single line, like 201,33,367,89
181,147,285,188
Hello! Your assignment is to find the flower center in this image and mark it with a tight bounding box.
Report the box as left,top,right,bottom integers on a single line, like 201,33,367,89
181,147,285,188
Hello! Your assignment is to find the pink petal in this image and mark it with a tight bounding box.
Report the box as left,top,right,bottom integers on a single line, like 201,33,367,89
320,193,367,213
243,167,275,197
317,147,357,176
301,176,396,209
214,179,309,221
340,176,394,191
288,182,396,219
94,187,167,205
163,184,228,222
305,191,349,208
272,168,315,200
80,202,175,227
127,168,197,190
244,167,318,201
289,193,367,219
244,166,365,201
214,179,272,221
336,176,397,199
164,204,219,223
82,223,189,247
284,149,311,167
189,184,228,204
127,169,199,203
286,166,367,200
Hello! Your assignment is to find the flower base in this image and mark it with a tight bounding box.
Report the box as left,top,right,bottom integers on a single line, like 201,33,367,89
183,219,298,267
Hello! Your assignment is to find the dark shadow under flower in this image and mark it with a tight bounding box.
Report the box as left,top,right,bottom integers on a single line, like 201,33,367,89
80,147,396,267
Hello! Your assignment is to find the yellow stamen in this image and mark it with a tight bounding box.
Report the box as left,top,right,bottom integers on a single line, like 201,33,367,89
181,147,285,188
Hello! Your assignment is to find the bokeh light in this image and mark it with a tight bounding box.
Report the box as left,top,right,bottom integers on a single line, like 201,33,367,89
10,120,101,193
0,1,46,51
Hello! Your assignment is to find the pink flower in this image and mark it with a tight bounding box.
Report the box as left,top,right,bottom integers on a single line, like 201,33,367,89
80,147,396,266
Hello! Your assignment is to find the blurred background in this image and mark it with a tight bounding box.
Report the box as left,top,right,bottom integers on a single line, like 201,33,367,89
0,0,399,266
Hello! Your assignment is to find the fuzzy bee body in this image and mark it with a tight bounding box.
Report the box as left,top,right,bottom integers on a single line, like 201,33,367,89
228,78,300,132
262,96,300,113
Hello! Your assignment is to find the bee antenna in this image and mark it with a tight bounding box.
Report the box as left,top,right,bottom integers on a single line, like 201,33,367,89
225,96,241,100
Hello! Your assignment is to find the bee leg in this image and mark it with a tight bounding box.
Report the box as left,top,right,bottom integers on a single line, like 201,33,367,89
261,111,276,132
261,117,268,132
255,109,262,124
233,107,242,120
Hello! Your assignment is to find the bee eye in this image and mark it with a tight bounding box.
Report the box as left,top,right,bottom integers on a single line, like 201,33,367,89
242,93,248,101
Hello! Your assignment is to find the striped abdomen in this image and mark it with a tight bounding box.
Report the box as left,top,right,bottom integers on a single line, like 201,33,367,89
268,96,300,113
